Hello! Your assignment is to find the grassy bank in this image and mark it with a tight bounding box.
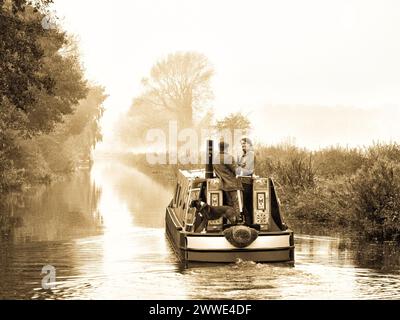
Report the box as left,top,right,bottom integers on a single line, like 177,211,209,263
124,142,400,242
255,143,400,242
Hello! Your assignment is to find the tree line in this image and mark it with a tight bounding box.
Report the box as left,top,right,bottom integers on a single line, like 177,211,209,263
1,0,105,193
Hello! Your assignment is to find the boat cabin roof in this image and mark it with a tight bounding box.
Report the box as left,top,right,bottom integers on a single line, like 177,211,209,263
179,168,206,179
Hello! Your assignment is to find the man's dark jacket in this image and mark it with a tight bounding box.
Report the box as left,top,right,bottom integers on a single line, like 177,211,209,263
213,152,243,191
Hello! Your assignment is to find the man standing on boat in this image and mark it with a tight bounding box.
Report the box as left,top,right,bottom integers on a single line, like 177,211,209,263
213,140,243,223
237,137,255,224
237,137,255,177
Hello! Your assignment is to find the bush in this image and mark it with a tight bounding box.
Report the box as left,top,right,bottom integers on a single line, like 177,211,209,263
366,142,400,164
313,146,365,178
255,143,400,242
14,139,52,184
256,144,315,191
348,158,400,241
0,165,25,193
282,177,351,226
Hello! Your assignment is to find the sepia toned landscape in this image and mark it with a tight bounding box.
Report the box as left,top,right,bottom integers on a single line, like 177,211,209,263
1,0,400,301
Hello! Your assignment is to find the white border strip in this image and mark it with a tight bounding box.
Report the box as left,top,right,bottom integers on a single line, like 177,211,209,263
187,234,290,250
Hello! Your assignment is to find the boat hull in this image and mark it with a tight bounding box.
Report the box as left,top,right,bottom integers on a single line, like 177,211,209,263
185,248,293,263
166,207,295,263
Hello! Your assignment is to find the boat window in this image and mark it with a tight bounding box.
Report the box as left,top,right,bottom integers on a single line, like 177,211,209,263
175,184,182,206
174,184,181,206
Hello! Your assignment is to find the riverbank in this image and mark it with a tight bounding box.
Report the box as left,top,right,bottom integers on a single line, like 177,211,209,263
121,142,400,243
256,143,400,242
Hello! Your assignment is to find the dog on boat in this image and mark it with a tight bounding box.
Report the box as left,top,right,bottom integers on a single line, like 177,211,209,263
189,200,239,232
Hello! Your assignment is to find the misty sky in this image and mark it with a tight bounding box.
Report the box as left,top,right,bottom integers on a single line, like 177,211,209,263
52,0,400,149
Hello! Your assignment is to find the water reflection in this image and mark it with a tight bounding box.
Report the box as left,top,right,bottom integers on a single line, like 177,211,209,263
1,171,102,243
0,160,400,299
91,162,173,228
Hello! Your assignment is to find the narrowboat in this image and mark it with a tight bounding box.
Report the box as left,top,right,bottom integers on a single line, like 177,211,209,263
165,142,295,263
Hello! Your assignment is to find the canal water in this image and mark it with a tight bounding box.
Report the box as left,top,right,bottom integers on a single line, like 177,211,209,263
1,160,399,299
